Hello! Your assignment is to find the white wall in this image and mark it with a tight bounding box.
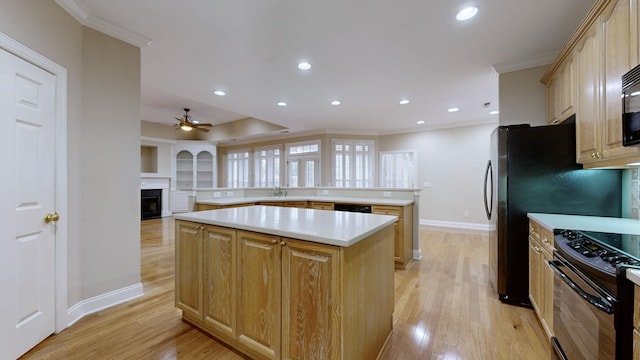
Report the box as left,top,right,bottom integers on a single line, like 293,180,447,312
498,65,548,126
0,0,141,310
380,124,496,227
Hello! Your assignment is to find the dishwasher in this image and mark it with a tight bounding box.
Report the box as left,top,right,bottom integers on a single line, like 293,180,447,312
333,203,372,213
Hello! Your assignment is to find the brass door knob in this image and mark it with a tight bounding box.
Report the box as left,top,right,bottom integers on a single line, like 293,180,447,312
44,212,60,223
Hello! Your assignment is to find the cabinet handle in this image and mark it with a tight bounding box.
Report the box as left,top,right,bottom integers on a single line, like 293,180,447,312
280,241,287,246
552,119,559,124
543,237,550,244
272,239,278,245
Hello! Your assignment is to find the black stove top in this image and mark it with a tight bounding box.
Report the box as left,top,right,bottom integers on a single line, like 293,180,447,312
554,229,640,277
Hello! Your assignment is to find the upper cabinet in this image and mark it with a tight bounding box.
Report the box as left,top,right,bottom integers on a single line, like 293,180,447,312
172,142,217,190
546,56,576,125
543,0,640,167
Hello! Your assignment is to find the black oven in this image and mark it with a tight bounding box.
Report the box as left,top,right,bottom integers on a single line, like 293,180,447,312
550,252,616,359
622,63,640,147
551,230,640,359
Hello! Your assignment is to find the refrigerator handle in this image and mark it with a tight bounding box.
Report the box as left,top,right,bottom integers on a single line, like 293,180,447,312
483,160,493,220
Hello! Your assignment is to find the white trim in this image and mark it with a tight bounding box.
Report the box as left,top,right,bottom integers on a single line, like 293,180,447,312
0,31,70,334
420,219,491,231
55,0,152,47
66,283,144,327
141,136,177,144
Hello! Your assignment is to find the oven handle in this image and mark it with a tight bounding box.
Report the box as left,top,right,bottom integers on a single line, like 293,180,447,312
548,260,614,314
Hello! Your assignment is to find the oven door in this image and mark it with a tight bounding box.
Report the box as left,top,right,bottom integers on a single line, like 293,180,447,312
549,254,616,360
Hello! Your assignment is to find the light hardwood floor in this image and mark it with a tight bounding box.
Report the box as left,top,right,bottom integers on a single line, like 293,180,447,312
21,218,554,359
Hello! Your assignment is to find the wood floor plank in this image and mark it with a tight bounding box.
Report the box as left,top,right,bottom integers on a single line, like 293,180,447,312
20,218,554,359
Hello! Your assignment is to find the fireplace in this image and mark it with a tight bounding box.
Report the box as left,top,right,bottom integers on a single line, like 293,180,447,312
141,189,162,220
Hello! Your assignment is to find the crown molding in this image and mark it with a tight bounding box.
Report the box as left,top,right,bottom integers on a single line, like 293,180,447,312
55,0,152,48
492,52,556,74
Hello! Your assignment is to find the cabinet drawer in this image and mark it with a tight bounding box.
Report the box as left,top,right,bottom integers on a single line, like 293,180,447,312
309,202,334,210
371,205,402,217
282,201,308,208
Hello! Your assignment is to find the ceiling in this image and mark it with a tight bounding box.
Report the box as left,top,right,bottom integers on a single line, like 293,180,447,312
56,0,594,139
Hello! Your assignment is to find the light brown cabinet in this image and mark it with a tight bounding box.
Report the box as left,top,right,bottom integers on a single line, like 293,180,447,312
195,203,254,211
175,219,394,359
546,0,640,167
372,204,413,269
528,219,554,339
547,57,576,125
308,201,334,210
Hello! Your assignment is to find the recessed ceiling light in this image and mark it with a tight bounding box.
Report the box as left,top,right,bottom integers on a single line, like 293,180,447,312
331,100,341,106
213,90,226,96
448,107,459,112
417,120,425,125
277,101,287,107
456,6,478,21
399,99,410,105
297,62,311,70
490,110,499,115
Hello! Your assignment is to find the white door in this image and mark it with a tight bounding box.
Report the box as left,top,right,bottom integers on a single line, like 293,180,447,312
0,47,57,359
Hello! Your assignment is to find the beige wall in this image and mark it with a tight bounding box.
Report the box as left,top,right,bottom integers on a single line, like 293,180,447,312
0,1,141,307
141,139,173,178
380,124,496,226
498,65,548,126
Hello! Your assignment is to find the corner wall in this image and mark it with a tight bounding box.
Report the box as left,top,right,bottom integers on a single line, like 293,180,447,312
0,0,141,320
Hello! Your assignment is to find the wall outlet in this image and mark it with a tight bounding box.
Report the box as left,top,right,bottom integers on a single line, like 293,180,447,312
226,191,234,197
383,191,391,197
213,192,221,198
463,211,469,218
322,190,329,195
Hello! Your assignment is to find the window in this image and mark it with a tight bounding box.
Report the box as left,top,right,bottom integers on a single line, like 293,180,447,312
379,150,417,188
254,145,281,187
333,140,375,188
285,140,320,187
226,149,250,188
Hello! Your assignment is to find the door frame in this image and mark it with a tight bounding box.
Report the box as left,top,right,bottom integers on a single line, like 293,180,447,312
0,31,69,333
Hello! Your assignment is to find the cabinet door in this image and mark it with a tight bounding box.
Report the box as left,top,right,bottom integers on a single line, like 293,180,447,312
237,231,281,359
175,220,203,320
202,225,236,341
528,236,542,315
547,77,559,125
281,238,340,360
602,0,640,159
559,57,576,121
576,23,603,163
542,247,554,336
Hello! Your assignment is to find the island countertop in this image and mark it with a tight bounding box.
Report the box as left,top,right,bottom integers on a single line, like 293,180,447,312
196,195,413,207
173,205,398,247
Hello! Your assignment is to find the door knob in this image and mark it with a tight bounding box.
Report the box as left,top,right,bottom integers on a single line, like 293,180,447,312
44,212,60,223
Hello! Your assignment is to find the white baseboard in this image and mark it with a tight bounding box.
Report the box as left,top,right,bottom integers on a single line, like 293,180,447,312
66,282,144,327
420,219,491,231
162,210,172,217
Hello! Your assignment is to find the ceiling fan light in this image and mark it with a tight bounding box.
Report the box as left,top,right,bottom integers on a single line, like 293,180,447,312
180,123,194,131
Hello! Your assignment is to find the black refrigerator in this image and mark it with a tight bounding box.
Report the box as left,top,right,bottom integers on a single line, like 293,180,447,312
483,121,622,307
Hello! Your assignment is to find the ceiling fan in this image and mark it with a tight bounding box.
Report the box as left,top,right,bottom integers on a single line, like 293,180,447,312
175,108,213,132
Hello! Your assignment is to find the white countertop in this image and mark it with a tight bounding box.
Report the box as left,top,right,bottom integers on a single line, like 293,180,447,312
173,205,398,247
197,195,413,207
528,213,640,285
527,213,640,234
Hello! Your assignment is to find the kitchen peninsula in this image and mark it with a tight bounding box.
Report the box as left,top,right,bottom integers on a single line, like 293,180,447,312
173,205,397,360
192,187,419,269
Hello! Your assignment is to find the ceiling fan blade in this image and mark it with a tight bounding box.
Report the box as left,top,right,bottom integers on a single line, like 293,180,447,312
195,127,210,132
198,123,213,127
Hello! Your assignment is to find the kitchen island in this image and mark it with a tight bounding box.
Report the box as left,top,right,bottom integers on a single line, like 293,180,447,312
173,205,397,360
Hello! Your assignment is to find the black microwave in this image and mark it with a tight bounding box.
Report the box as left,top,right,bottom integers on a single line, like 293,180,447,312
622,64,640,146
